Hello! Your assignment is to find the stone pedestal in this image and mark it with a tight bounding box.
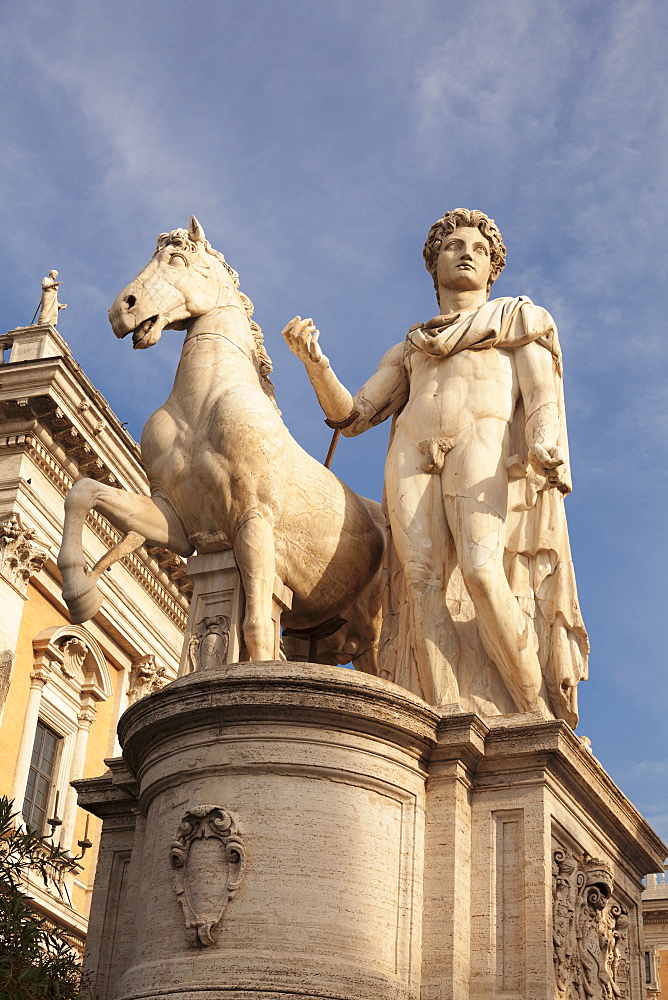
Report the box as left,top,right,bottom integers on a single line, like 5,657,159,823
3,323,69,363
178,552,292,674
75,664,665,1000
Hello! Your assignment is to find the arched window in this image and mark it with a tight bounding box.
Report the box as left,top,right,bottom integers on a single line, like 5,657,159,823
11,625,111,849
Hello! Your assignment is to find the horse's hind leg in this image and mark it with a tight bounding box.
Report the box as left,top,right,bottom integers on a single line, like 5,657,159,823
233,513,276,661
58,478,192,624
324,570,383,675
349,577,384,676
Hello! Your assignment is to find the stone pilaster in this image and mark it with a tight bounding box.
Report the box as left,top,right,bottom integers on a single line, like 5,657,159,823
11,663,51,814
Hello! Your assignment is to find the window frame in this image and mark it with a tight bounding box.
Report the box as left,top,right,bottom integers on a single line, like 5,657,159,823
22,718,63,834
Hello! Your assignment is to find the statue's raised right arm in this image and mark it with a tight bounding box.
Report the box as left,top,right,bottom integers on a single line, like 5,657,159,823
281,316,408,435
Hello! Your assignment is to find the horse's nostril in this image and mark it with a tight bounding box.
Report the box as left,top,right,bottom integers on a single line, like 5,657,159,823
126,295,136,309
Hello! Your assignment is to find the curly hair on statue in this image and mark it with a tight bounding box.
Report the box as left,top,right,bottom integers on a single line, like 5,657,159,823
423,208,506,298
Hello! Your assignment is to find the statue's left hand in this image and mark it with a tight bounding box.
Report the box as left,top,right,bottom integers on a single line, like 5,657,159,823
528,444,568,493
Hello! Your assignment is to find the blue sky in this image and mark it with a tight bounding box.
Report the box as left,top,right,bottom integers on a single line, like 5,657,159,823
2,1,667,837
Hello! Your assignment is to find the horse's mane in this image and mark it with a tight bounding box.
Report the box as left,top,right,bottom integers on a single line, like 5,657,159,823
156,229,278,407
239,292,279,410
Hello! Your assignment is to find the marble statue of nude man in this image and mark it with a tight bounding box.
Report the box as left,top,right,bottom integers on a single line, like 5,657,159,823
283,209,583,719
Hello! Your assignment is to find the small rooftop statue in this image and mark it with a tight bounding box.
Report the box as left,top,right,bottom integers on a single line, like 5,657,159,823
38,270,67,326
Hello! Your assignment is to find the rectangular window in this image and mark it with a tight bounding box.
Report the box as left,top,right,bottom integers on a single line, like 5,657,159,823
645,950,652,984
22,720,61,833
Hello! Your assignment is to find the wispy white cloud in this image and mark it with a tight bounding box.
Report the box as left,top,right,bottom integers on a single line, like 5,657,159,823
20,39,225,226
415,1,573,147
628,760,668,778
408,1,668,468
0,0,666,804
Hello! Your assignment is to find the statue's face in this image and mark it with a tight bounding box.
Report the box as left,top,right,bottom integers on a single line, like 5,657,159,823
435,226,491,294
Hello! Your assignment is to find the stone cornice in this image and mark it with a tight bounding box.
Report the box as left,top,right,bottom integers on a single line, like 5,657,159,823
118,661,441,777
480,716,667,875
73,757,140,821
0,357,144,490
642,909,668,923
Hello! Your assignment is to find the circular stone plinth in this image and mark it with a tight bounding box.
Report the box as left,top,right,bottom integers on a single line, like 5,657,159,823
113,662,438,1000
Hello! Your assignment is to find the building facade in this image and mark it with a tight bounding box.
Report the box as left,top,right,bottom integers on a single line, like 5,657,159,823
0,320,189,951
643,870,668,997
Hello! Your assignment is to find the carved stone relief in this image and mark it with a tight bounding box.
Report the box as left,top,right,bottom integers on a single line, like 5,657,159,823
0,649,15,711
127,654,168,706
169,805,246,947
60,637,89,680
0,514,50,595
552,848,630,999
187,616,230,672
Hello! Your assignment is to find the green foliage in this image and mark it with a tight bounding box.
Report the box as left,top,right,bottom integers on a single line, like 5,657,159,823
0,796,92,999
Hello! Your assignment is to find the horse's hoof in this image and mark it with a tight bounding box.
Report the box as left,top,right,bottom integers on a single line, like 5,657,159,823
64,586,103,624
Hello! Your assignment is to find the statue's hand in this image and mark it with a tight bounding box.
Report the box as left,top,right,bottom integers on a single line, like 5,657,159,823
528,444,568,493
281,316,328,367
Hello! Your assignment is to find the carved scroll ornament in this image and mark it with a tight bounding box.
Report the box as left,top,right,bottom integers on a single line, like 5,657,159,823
552,848,630,999
169,805,246,947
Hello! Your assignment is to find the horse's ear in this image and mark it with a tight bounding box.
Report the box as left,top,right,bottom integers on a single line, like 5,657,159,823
189,215,206,243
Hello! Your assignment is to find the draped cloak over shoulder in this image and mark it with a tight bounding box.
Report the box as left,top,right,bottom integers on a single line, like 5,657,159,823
347,296,588,726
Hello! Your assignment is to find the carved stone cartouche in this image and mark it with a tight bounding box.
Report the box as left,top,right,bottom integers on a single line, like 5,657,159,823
187,615,230,672
60,636,88,680
169,805,246,947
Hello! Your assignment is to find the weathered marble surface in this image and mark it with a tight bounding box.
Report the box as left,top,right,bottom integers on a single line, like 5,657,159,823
76,663,665,1000
58,217,384,674
78,663,432,1000
283,208,588,725
177,549,292,672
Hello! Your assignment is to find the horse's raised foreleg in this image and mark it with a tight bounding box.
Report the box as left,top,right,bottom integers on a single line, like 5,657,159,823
58,478,192,624
233,512,276,660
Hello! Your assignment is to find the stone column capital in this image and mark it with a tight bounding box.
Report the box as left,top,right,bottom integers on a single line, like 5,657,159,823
77,705,97,729
0,513,50,597
29,663,51,688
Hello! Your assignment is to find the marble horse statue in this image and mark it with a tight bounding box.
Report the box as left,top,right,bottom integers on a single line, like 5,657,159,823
58,217,384,670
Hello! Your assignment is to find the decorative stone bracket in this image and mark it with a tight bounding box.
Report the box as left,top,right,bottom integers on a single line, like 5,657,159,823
169,805,246,947
552,848,630,999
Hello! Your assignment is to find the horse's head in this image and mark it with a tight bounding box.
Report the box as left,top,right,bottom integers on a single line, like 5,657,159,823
109,216,241,349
